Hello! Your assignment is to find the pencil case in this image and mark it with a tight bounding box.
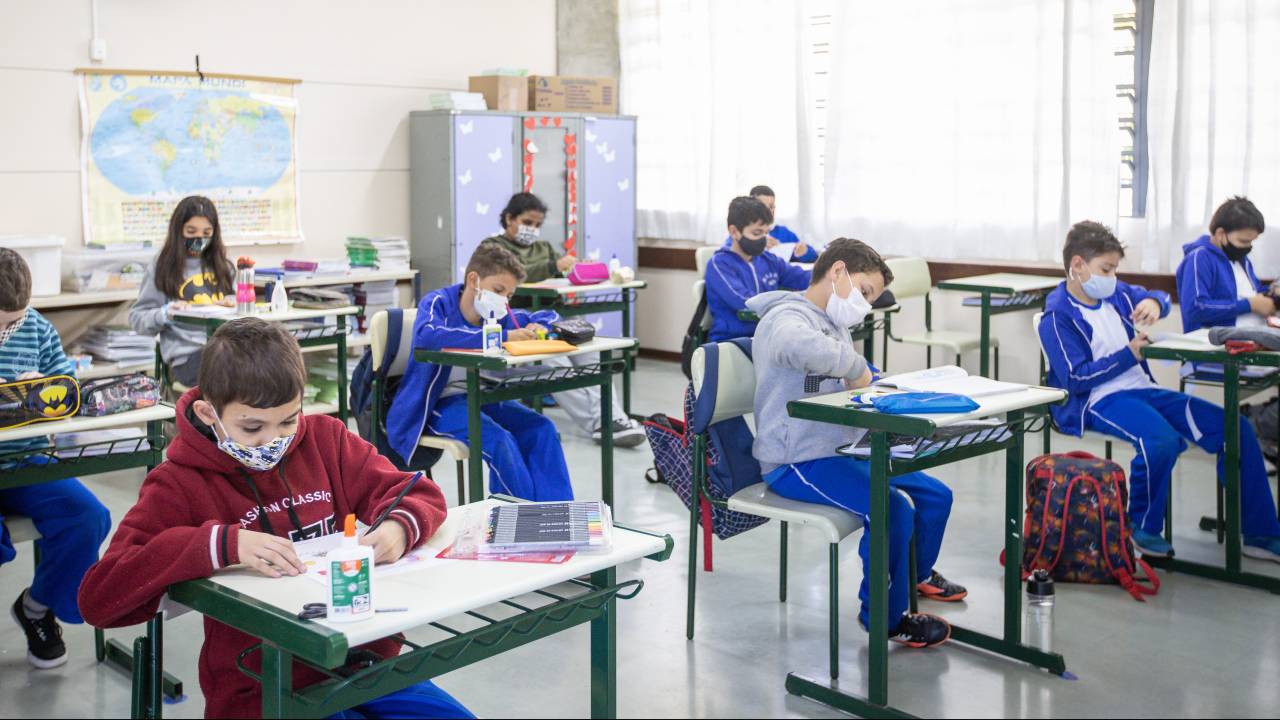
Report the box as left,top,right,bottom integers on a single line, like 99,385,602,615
870,392,979,415
78,373,161,416
567,262,610,286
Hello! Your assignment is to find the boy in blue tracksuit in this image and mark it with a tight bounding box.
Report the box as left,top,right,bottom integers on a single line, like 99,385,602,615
386,244,574,501
1039,221,1280,560
0,248,111,669
706,195,811,342
720,185,818,263
752,238,966,649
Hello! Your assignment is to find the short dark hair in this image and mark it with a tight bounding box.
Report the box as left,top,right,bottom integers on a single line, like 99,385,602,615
1062,220,1125,271
1209,196,1265,237
467,242,527,282
198,318,307,413
749,185,776,198
499,192,549,229
810,238,894,287
726,196,773,232
0,248,32,311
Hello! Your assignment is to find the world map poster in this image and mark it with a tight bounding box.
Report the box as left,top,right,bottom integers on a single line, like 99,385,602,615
78,70,303,246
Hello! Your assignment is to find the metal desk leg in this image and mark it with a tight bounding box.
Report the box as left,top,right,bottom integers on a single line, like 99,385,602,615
590,566,618,719
1225,363,1243,574
466,370,485,502
861,317,876,367
259,643,293,719
601,350,615,510
337,314,349,422
622,290,634,417
979,291,992,377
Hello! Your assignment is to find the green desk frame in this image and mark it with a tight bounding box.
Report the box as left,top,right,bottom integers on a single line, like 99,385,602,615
163,507,673,719
0,411,182,715
737,306,900,368
932,278,1052,378
782,397,1067,718
1141,343,1280,594
412,346,633,508
516,282,646,418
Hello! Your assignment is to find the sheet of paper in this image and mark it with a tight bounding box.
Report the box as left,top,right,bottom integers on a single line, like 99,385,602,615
295,529,444,585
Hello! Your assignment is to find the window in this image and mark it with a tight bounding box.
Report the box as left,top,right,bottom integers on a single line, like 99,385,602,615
1115,0,1152,218
804,0,834,181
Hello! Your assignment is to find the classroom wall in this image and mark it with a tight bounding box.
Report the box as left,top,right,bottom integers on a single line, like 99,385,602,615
0,0,558,265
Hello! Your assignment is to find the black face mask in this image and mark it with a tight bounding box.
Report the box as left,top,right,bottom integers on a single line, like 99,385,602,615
186,236,211,255
1223,241,1253,263
739,235,768,257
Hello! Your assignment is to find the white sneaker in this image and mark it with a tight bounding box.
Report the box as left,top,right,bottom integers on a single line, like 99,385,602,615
592,419,646,448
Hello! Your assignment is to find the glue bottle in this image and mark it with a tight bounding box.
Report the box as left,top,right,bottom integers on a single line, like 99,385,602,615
270,279,289,314
326,513,375,623
482,311,503,355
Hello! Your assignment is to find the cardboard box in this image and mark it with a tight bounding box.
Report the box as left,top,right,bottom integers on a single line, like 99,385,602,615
527,75,618,114
468,75,528,112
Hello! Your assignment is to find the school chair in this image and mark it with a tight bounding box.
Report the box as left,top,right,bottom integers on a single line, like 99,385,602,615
883,257,1000,378
690,279,712,347
695,246,717,278
687,339,863,680
368,309,469,506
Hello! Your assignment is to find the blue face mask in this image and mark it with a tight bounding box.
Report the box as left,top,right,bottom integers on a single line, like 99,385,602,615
1074,269,1117,300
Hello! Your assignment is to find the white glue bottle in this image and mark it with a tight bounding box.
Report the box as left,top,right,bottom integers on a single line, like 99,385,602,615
270,280,289,314
482,311,503,356
326,513,375,623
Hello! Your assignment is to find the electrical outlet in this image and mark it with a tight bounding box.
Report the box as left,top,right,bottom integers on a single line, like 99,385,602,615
90,38,107,62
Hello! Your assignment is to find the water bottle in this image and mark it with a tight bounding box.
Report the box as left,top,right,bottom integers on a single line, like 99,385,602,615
235,257,257,316
1024,569,1055,652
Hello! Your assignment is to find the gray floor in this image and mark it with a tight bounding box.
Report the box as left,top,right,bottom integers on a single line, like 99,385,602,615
3,358,1280,718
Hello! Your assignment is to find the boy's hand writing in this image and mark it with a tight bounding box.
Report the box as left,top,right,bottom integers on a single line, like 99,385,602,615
361,522,408,564
508,328,538,342
237,530,306,578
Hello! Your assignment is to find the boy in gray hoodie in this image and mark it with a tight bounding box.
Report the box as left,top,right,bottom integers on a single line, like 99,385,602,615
749,238,965,648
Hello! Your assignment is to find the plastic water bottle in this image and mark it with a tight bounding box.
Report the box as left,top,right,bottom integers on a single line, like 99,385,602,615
235,257,256,316
608,253,621,274
1024,569,1055,652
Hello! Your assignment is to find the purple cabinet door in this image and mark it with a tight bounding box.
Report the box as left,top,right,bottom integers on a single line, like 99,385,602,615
581,118,636,337
453,114,516,283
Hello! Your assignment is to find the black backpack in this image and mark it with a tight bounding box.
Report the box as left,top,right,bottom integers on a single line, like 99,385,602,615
680,290,709,379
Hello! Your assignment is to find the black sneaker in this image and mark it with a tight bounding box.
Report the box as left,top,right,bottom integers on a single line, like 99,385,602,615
917,570,968,602
10,592,67,669
592,419,647,448
890,613,952,648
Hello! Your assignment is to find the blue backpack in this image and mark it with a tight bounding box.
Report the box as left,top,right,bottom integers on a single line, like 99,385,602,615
350,309,441,471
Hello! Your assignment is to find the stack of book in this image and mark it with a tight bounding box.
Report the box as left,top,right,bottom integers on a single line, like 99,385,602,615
78,326,156,364
346,237,410,273
429,91,487,111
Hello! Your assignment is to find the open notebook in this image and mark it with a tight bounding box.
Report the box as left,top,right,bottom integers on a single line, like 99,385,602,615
875,365,1026,398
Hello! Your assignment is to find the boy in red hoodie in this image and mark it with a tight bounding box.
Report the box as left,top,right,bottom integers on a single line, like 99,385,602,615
78,318,473,719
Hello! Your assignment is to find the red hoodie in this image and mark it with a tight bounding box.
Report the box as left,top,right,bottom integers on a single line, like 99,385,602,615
78,389,448,719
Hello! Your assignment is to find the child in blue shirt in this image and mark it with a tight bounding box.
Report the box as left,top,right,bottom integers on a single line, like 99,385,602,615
386,243,574,502
706,196,811,342
719,185,818,263
0,248,111,670
1175,196,1272,334
1039,221,1280,560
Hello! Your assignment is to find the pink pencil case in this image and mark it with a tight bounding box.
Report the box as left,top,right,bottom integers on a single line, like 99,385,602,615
567,262,610,286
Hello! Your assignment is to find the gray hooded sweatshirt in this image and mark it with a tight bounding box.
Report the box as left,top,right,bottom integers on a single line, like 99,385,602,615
129,256,227,368
747,290,869,475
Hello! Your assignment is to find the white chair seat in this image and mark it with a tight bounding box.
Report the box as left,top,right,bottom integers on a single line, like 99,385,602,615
419,435,470,461
897,329,998,354
172,381,191,393
728,483,862,544
5,515,40,544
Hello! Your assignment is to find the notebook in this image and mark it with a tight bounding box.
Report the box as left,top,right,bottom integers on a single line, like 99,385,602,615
480,501,612,555
875,365,1026,398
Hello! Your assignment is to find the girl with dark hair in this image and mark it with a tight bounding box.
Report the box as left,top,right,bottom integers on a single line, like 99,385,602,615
129,195,235,387
480,192,578,283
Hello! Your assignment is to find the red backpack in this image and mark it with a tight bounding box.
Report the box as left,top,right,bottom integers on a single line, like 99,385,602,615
1014,451,1159,601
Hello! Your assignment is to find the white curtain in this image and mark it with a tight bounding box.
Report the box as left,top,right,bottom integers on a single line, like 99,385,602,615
1144,0,1280,274
818,0,1119,263
618,0,809,244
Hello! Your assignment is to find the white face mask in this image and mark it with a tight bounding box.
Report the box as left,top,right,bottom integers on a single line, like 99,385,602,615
826,270,872,329
514,224,540,246
473,283,509,321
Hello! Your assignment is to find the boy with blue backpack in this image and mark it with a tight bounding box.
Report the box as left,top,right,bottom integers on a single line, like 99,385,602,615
750,238,966,649
1039,220,1280,560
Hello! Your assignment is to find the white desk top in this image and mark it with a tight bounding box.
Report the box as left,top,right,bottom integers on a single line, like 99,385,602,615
30,289,140,310
0,404,175,443
422,336,637,368
207,499,666,648
174,305,359,324
518,279,646,296
795,386,1067,429
263,270,417,289
936,272,1062,293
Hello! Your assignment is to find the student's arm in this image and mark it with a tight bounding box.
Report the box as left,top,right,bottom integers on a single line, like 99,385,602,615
78,472,232,629
510,308,560,327
128,263,174,337
1039,311,1139,394
765,308,868,381
413,294,485,350
1176,249,1250,328
37,317,75,377
334,420,447,554
771,226,818,263
777,257,812,290
1122,282,1172,319
704,254,760,338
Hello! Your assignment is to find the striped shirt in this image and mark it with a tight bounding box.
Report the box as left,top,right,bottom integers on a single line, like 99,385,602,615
0,308,75,458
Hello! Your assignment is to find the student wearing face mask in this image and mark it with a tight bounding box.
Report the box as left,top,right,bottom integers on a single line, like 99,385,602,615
705,196,812,342
386,244,574,501
80,319,473,720
719,186,817,263
1039,221,1280,561
129,195,236,387
479,192,577,288
749,238,967,650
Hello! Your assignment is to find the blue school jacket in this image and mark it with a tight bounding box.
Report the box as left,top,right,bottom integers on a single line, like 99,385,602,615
1174,234,1262,332
1037,281,1171,436
385,284,558,465
705,246,811,342
719,224,818,262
